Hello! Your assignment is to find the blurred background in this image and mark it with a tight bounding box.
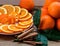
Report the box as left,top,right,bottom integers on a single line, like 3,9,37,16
0,0,45,6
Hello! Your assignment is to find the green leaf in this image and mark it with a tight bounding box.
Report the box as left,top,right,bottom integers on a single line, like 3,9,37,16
33,8,41,28
41,29,60,41
35,33,48,46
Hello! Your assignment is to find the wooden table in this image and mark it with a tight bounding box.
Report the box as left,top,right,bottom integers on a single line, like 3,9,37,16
0,35,32,46
0,35,60,46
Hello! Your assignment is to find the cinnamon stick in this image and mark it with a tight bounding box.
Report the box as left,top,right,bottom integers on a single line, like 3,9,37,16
20,32,38,40
23,41,42,45
18,28,34,39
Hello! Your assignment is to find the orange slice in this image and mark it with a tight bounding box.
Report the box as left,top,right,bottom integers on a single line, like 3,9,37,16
0,14,9,24
15,6,21,15
2,5,15,15
0,14,16,24
0,7,7,15
0,25,13,33
19,8,28,18
9,6,21,18
9,12,17,17
15,23,32,29
0,23,2,32
19,19,33,26
0,23,2,33
19,13,32,21
0,23,2,26
8,15,16,24
0,30,2,32
8,24,23,32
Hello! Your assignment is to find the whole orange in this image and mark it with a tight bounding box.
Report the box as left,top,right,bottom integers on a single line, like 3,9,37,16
43,0,57,9
39,15,55,30
57,19,60,30
19,0,34,11
41,8,48,16
48,2,60,18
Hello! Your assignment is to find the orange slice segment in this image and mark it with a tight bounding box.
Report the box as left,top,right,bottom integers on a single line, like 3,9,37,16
0,7,7,15
15,6,21,15
19,19,33,26
0,25,13,33
8,24,23,32
19,8,28,18
2,5,15,15
19,13,32,21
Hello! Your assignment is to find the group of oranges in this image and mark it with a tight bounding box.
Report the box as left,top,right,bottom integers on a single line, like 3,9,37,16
40,0,60,31
0,5,33,34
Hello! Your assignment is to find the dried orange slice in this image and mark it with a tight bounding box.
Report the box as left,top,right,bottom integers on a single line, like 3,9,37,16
8,24,23,32
9,6,21,18
19,19,33,26
0,23,2,32
9,12,17,17
15,6,21,15
15,23,32,29
0,25,13,33
0,30,2,32
19,8,28,18
19,13,32,21
8,15,16,24
0,14,9,24
0,14,16,24
0,23,2,26
2,5,15,15
0,7,7,15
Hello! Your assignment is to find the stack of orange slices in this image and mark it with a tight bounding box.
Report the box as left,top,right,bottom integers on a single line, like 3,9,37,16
0,5,33,34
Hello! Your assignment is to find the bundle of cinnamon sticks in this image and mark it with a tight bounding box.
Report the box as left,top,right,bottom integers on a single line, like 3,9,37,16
14,26,42,46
